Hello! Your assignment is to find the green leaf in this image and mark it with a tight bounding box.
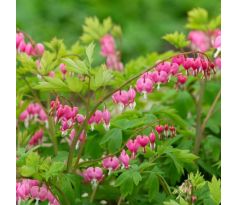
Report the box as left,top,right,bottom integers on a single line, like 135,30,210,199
65,77,83,92
20,166,36,177
145,172,159,201
139,162,156,171
132,172,142,186
208,176,221,205
62,58,88,75
163,32,189,49
90,65,113,90
85,42,95,65
26,152,40,167
179,198,189,205
164,147,198,175
186,8,208,30
80,17,102,43
100,128,122,153
208,15,221,30
34,76,69,92
163,199,180,205
115,171,134,197
189,171,206,189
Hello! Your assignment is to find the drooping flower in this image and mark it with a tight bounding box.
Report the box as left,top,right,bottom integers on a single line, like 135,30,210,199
119,150,130,169
126,139,140,158
136,135,150,153
102,156,120,174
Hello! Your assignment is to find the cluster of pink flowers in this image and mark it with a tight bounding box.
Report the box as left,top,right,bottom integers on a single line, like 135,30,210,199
112,86,136,110
28,129,44,146
82,150,130,184
16,32,45,57
155,124,176,140
50,99,83,135
188,29,220,52
88,108,111,131
16,179,59,205
19,103,48,127
100,34,124,71
81,123,177,184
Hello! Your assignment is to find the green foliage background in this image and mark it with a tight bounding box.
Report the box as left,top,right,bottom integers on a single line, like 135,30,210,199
17,0,220,60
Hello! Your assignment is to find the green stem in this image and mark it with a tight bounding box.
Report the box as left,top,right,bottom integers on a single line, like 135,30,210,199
193,88,221,154
90,184,98,203
117,196,123,205
193,80,206,155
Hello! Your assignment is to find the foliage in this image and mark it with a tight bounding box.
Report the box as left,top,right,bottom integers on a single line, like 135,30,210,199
16,6,220,205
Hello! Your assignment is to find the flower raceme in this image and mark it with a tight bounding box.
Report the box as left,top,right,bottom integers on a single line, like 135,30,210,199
100,34,124,71
88,108,111,131
28,129,44,147
188,29,221,52
112,87,136,111
19,103,48,128
16,179,59,205
155,124,176,139
16,32,45,57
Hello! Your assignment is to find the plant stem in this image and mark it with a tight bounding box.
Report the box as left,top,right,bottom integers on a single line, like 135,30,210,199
117,196,123,205
200,89,221,133
193,88,221,154
90,184,98,203
193,80,206,155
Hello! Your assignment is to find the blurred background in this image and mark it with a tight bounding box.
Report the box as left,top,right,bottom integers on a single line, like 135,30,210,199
17,0,221,60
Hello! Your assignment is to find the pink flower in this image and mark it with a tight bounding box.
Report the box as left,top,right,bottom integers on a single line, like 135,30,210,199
136,135,149,152
119,150,130,169
30,186,39,199
169,126,176,137
136,76,154,99
215,57,221,69
149,132,156,149
158,71,169,84
126,139,140,158
156,62,171,74
76,114,85,124
188,31,210,52
172,55,185,65
82,167,104,184
60,63,67,76
35,43,45,56
18,40,26,52
94,110,103,124
102,156,120,173
25,43,33,56
102,108,111,130
127,86,137,109
155,125,164,140
170,63,179,75
16,32,24,48
106,55,124,71
177,74,187,85
19,110,29,121
112,90,129,110
48,71,55,78
100,34,116,56
38,186,48,201
29,129,44,146
214,35,221,49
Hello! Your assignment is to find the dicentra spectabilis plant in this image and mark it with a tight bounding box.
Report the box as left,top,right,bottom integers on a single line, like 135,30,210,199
16,8,221,205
